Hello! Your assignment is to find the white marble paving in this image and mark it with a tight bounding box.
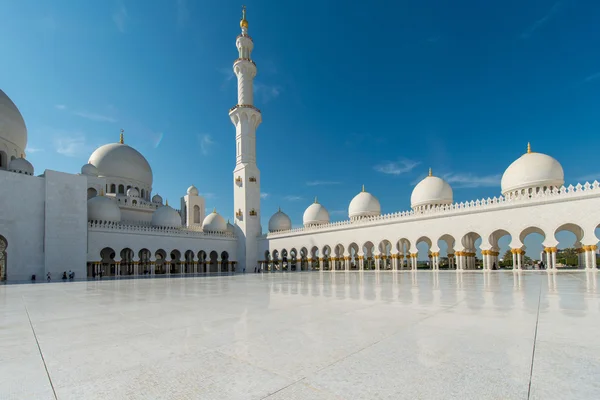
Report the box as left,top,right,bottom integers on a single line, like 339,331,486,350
1,271,599,400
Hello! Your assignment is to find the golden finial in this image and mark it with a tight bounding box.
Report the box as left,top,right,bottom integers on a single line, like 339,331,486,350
166,199,169,206
314,196,318,204
213,207,217,213
240,5,248,29
527,142,531,154
119,129,124,144
362,184,365,192
278,206,281,212
428,168,432,177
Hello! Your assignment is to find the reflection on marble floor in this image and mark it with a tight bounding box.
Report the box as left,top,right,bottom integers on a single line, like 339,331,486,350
1,271,599,400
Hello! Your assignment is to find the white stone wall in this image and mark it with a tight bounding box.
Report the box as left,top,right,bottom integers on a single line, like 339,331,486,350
43,170,88,280
260,184,600,259
0,169,46,280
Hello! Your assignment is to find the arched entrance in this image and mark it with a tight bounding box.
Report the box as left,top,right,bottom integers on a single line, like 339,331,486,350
0,235,7,281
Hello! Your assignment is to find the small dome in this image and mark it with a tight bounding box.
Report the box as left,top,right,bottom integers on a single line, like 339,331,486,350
187,185,199,196
81,163,98,176
151,204,181,228
87,194,121,223
303,198,330,227
411,169,453,210
88,139,153,186
126,187,139,197
0,89,27,152
501,144,564,197
268,208,292,232
349,185,381,220
8,157,33,175
152,193,163,204
202,209,227,232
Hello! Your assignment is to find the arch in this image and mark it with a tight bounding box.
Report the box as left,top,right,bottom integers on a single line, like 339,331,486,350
362,241,375,270
378,240,392,270
118,184,125,194
193,205,201,223
221,251,230,271
272,249,280,271
139,248,151,275
333,244,345,270
141,188,145,199
0,151,6,169
519,226,546,267
299,247,308,271
170,250,182,274
488,229,511,269
110,183,116,193
322,245,332,270
554,223,585,268
0,235,7,281
155,249,167,274
87,187,97,200
290,248,298,271
184,250,195,273
310,246,319,270
459,232,482,270
100,247,116,276
209,250,218,273
280,249,288,271
119,248,134,276
436,234,455,269
519,226,546,244
347,242,359,270
198,250,208,273
416,236,433,269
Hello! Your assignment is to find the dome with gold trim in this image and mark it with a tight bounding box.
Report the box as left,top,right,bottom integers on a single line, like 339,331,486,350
411,169,453,211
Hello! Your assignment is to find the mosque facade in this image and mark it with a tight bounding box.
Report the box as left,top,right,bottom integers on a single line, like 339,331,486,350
1,10,599,282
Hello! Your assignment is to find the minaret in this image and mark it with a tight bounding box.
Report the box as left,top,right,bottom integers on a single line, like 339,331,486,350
230,6,262,272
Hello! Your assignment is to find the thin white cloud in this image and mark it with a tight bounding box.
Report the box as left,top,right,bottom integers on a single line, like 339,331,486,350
53,134,92,157
260,192,269,199
306,180,341,186
176,0,190,27
254,81,282,103
330,209,346,215
583,72,600,84
442,173,501,188
25,147,44,153
73,111,117,123
374,159,420,176
200,192,216,199
283,195,303,202
113,3,128,33
521,1,562,38
199,134,216,155
577,174,600,183
54,104,67,110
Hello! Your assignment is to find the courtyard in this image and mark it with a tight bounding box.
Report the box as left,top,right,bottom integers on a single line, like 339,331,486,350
1,271,599,399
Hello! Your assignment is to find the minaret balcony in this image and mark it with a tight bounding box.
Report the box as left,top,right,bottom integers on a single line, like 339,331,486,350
234,58,256,66
229,104,261,113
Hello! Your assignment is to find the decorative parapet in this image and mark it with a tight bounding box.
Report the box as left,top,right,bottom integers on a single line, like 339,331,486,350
264,181,600,238
88,221,236,239
229,104,261,113
234,57,256,66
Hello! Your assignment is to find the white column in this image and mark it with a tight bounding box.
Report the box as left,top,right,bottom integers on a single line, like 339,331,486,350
551,250,557,270
511,251,517,270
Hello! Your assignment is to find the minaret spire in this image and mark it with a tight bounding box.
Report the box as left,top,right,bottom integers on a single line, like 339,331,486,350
230,7,262,273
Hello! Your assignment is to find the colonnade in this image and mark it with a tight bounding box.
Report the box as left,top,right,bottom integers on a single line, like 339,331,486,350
87,258,236,277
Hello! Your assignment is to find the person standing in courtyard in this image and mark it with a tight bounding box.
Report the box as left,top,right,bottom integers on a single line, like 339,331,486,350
46,272,51,282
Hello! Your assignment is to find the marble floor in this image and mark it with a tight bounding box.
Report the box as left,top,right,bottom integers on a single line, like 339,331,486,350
1,271,599,400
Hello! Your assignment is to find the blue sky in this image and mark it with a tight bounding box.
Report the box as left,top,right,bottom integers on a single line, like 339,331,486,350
1,0,599,260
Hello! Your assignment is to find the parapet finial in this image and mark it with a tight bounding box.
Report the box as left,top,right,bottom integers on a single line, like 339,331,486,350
119,129,124,144
240,5,248,29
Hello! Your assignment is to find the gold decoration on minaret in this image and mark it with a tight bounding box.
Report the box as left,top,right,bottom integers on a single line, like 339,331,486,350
240,5,248,29
527,142,531,154
119,129,124,144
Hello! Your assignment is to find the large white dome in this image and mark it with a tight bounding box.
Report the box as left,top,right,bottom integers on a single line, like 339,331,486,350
88,142,153,186
268,208,292,232
411,170,453,210
202,209,227,232
349,186,381,220
151,204,181,228
87,194,121,223
303,198,330,227
0,89,27,152
501,145,564,197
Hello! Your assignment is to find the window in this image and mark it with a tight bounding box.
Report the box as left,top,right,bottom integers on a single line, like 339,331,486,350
118,184,125,194
110,184,116,193
193,205,200,223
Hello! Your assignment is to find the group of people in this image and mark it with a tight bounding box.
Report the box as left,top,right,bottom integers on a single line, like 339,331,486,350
35,271,76,282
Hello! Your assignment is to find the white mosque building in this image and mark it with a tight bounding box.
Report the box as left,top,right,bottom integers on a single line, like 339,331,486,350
1,9,599,282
